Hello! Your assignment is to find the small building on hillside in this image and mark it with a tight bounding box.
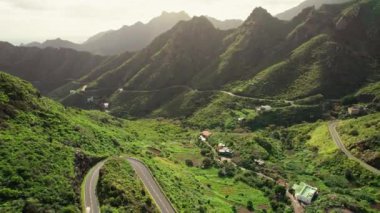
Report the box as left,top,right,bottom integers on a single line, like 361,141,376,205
199,135,207,142
256,105,272,113
102,102,110,109
292,182,318,204
81,85,88,92
220,157,232,163
254,159,265,166
217,143,233,156
348,106,362,115
201,130,212,138
118,88,124,93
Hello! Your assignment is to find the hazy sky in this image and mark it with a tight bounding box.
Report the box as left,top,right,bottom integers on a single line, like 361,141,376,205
0,0,304,44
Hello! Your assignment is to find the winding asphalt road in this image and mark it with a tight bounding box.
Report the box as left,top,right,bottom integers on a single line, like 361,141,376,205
83,158,176,213
328,121,380,175
127,158,176,213
83,160,105,213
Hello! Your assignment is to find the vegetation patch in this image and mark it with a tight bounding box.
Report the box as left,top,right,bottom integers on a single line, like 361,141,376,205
98,158,158,212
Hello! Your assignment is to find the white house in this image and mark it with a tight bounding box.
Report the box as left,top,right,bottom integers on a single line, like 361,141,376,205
254,159,265,166
348,106,363,115
292,182,318,204
256,105,272,113
217,143,233,156
103,103,110,109
81,85,88,92
199,135,207,142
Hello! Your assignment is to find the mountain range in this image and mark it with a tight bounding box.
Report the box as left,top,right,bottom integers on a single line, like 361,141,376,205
1,0,380,212
25,11,242,56
57,0,380,118
276,0,352,20
1,0,379,119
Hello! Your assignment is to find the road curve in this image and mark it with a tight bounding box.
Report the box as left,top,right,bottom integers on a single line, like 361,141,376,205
83,160,105,213
82,158,176,213
127,158,176,213
328,121,380,175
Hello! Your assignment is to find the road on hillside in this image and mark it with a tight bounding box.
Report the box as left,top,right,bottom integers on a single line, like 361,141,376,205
328,121,380,175
127,158,176,213
88,84,294,104
84,160,105,213
83,158,176,213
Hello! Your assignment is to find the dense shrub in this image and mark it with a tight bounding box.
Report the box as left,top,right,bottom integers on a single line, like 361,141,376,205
185,159,194,167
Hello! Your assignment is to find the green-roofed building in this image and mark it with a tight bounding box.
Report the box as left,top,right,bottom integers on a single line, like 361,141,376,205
292,182,318,204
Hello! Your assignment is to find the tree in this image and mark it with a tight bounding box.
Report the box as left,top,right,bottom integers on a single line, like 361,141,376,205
185,159,194,167
247,200,254,211
218,163,236,177
274,185,286,201
200,148,210,156
23,198,42,213
349,129,359,136
199,206,207,213
342,95,358,105
146,197,152,206
202,158,213,169
345,170,354,181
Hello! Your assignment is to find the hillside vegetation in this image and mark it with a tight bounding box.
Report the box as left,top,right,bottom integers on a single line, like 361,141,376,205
97,158,158,212
51,0,380,120
0,72,276,212
0,42,107,94
0,0,379,212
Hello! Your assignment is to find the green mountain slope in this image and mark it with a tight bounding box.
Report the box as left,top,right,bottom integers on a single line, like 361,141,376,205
0,42,107,94
231,0,380,99
0,71,165,211
4,0,378,121
90,16,228,91
230,34,370,99
0,72,276,212
57,1,379,118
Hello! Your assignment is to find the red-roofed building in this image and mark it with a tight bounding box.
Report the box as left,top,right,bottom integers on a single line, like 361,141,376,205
201,130,212,138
